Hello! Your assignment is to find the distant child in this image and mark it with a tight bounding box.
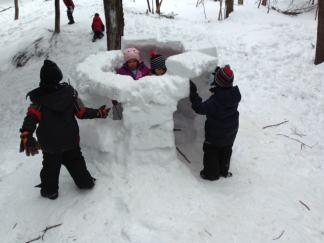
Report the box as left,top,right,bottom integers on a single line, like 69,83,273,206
150,51,167,76
63,0,75,24
91,13,105,42
117,47,150,80
189,65,241,181
20,60,110,199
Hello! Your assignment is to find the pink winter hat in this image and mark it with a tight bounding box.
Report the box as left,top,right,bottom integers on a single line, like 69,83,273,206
123,47,140,62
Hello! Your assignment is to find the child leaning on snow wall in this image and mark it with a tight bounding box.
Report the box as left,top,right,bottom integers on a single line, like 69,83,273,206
149,51,167,76
19,60,110,200
112,48,150,120
189,65,241,181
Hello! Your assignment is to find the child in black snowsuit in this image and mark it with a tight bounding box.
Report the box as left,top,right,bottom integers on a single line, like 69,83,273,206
189,65,241,181
20,60,110,199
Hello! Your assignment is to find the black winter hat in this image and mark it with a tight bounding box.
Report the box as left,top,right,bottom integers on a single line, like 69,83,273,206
150,51,167,74
40,59,63,87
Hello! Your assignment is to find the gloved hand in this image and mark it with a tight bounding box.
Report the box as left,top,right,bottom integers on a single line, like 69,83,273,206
112,100,119,106
97,105,110,118
19,131,40,156
189,80,197,94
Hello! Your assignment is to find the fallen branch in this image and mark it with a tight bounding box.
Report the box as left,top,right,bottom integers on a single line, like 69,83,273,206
276,133,313,151
262,120,288,129
176,146,191,164
273,230,285,240
25,223,63,243
41,223,63,240
12,223,17,229
0,6,12,13
299,200,310,211
25,236,41,243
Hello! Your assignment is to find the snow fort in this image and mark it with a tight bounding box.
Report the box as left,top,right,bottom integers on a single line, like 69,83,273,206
76,37,218,166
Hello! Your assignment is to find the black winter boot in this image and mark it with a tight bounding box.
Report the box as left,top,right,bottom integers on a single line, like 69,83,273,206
40,189,58,200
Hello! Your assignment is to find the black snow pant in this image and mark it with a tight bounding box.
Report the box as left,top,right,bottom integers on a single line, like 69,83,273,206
67,7,74,23
40,147,94,193
202,142,233,180
92,32,104,42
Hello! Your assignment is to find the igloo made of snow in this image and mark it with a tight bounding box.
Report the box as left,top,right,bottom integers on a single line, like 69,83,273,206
76,38,218,164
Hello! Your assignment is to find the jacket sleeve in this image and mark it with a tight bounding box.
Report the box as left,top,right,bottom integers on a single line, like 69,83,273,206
73,97,99,119
91,22,94,31
20,104,42,133
190,91,213,115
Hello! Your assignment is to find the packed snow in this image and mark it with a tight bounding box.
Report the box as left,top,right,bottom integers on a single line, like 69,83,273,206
0,0,323,243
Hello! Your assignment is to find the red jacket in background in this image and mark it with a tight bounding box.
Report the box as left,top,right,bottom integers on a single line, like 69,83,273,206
92,16,105,32
63,0,75,8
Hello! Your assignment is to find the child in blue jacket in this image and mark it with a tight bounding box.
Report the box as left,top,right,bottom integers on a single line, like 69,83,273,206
189,65,241,181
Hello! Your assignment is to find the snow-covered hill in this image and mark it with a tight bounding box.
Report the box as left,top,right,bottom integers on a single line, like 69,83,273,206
0,0,323,242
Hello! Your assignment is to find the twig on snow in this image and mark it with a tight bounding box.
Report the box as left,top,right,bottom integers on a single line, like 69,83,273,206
176,146,192,164
276,133,313,151
25,236,41,243
0,7,12,13
12,223,17,229
299,200,311,211
204,229,213,237
262,120,288,129
25,223,63,243
273,230,285,240
41,223,63,240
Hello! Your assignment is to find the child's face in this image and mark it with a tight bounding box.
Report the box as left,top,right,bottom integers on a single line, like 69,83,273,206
154,68,166,76
127,59,139,70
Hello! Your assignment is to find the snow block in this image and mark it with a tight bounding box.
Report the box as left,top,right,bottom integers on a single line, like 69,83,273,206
166,51,218,79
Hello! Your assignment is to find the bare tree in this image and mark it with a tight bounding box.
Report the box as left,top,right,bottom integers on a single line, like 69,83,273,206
218,0,223,20
262,0,267,6
54,0,60,33
225,0,233,18
14,0,19,20
103,0,124,50
155,0,163,15
146,0,151,13
315,0,324,64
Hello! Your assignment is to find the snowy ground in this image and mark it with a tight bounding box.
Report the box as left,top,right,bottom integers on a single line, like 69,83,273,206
0,0,323,242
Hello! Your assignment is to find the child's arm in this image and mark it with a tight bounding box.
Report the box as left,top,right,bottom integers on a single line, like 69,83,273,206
20,104,41,156
73,97,109,119
20,104,41,133
189,81,211,115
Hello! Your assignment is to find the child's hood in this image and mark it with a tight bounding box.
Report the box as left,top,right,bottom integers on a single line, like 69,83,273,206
212,86,241,107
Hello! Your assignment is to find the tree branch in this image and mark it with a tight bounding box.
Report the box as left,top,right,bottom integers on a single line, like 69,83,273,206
273,230,285,240
276,133,313,150
262,120,288,129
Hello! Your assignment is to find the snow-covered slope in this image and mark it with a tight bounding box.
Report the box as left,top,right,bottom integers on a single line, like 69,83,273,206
0,0,323,243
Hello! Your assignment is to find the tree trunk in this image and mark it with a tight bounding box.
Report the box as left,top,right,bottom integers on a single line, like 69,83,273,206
54,0,60,33
238,0,243,5
155,0,163,15
147,0,151,13
218,0,223,20
225,0,233,18
315,0,324,65
103,0,125,50
14,0,19,20
261,0,267,6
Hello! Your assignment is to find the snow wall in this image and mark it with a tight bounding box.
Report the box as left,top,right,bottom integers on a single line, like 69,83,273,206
76,38,218,165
